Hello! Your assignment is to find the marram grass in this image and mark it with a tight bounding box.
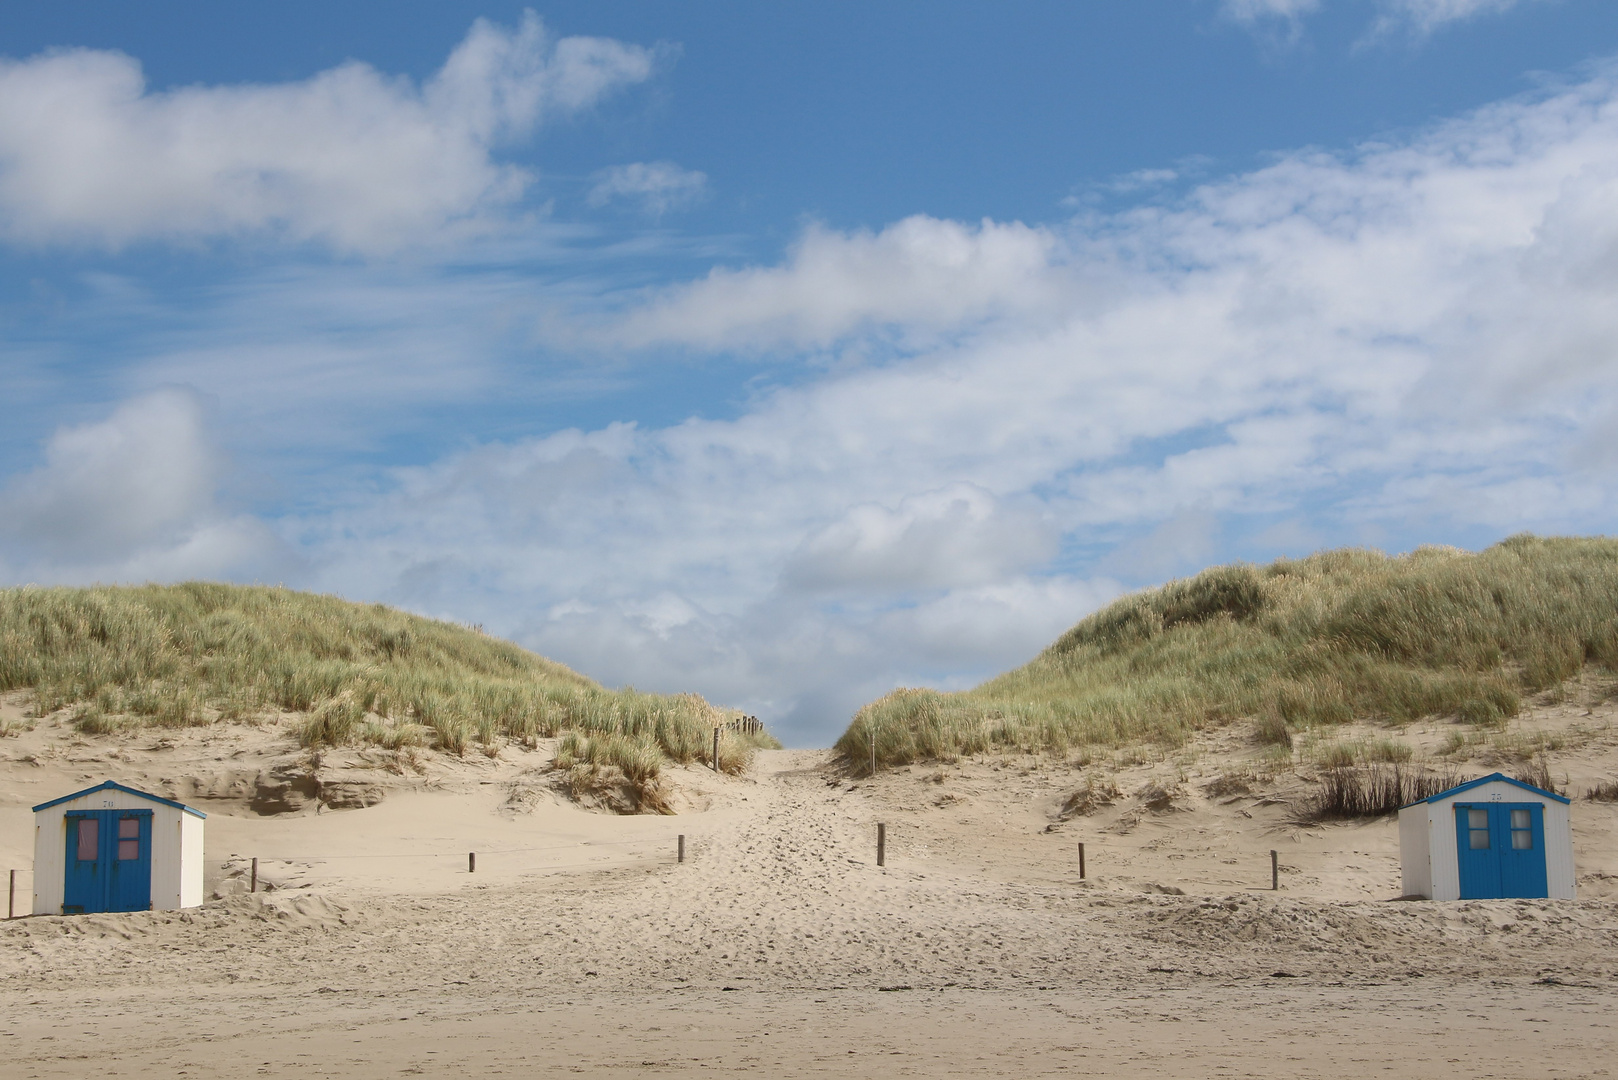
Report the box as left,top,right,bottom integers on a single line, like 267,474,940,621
0,582,778,774
837,534,1618,773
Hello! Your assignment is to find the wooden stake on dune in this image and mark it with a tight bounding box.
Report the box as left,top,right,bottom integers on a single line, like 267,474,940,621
250,857,258,894
1078,842,1086,880
877,823,886,867
469,852,476,874
713,728,720,772
678,834,686,863
1271,849,1279,891
7,868,14,919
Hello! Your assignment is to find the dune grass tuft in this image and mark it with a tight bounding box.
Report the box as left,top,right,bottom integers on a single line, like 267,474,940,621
1253,713,1293,749
1299,765,1472,821
1512,755,1563,796
838,535,1618,772
0,582,775,806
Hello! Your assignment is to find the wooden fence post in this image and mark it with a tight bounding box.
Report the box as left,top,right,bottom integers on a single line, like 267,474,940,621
877,823,886,867
250,857,258,894
1078,842,1086,880
713,728,721,772
7,868,14,919
469,852,476,874
1271,849,1278,891
678,835,686,863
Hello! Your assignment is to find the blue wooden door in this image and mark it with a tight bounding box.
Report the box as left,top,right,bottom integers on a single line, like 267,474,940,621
1497,804,1548,898
62,810,152,913
1454,803,1548,899
62,813,103,914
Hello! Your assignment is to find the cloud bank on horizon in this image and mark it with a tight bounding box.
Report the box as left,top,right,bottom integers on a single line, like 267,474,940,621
1,5,1616,744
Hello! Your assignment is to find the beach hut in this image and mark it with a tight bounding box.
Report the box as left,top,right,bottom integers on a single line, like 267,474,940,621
1398,773,1574,900
31,781,205,915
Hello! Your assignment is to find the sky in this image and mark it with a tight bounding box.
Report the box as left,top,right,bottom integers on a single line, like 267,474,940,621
4,1,1618,746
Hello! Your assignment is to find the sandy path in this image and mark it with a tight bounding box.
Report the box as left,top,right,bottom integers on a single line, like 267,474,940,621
3,748,1617,1077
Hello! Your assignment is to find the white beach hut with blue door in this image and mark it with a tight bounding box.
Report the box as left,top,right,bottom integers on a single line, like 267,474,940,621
31,781,205,915
1398,773,1574,900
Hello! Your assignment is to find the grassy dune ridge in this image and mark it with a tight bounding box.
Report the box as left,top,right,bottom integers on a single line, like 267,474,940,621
838,535,1618,773
0,583,775,777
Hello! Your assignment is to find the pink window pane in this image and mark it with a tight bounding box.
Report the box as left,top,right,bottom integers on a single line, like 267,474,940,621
76,818,97,861
118,817,141,859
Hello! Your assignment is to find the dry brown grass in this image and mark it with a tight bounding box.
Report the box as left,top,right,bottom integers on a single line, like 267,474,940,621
1058,775,1121,818
1511,755,1563,796
1297,765,1472,821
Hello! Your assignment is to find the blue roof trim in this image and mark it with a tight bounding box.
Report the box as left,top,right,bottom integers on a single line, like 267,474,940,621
32,780,207,818
1406,771,1570,808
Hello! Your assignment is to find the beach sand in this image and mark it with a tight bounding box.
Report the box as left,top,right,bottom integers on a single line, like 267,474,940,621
2,692,1616,1078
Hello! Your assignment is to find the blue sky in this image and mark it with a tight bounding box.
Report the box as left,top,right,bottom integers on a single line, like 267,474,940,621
4,1,1618,744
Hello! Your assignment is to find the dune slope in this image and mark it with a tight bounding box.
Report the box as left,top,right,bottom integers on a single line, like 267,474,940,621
840,534,1618,771
0,583,770,790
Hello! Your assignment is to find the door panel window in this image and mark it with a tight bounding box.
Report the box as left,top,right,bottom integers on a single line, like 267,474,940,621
76,818,98,861
1510,808,1534,850
117,817,141,860
1467,808,1490,849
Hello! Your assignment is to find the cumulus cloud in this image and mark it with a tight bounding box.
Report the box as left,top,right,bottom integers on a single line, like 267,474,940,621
0,11,655,253
783,485,1057,592
587,161,708,215
608,215,1070,349
0,389,289,583
1099,511,1223,581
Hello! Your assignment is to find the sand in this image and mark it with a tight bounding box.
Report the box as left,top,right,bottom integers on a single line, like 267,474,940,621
2,690,1617,1078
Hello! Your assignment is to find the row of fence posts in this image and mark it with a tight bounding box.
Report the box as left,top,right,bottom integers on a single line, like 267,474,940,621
705,719,764,775
28,835,1277,907
1,832,1281,910
862,829,1280,887
450,828,885,874
853,830,1280,887
228,838,1282,889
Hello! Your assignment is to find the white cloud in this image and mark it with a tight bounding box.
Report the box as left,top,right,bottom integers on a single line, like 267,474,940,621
1221,0,1322,24
783,484,1057,592
1377,0,1543,34
0,389,290,583
0,12,655,253
607,215,1071,349
875,577,1123,671
588,161,708,215
1223,0,1546,36
1099,511,1223,581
